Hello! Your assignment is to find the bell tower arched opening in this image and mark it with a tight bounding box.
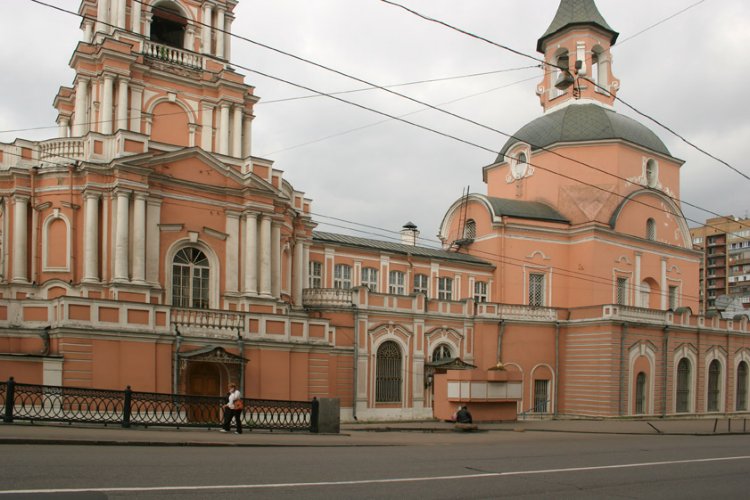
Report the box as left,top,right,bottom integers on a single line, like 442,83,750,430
151,1,187,49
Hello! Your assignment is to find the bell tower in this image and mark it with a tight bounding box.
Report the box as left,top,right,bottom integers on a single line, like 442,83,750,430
53,0,255,162
536,0,620,112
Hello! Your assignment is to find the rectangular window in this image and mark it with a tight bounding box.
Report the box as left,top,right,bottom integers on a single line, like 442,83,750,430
668,285,678,310
437,277,453,300
474,281,487,302
361,267,378,291
414,274,428,295
333,264,351,289
388,270,405,295
528,273,545,306
616,277,628,305
309,261,322,288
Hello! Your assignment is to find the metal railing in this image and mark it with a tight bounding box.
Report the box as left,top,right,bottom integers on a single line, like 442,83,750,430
1,378,317,432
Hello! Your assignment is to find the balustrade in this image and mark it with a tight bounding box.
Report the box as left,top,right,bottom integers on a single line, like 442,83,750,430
143,41,203,69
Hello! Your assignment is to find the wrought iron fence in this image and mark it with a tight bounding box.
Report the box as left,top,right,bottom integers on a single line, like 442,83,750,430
1,378,316,432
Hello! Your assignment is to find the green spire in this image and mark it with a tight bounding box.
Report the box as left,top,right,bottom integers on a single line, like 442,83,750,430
537,0,619,52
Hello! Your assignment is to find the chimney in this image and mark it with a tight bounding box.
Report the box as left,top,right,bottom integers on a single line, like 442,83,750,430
401,221,419,246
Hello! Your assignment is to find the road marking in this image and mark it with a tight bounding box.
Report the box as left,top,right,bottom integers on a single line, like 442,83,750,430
2,455,749,495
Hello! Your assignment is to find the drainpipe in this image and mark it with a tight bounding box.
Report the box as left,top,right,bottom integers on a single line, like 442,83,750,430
352,306,359,421
554,321,560,417
172,326,182,395
619,322,628,416
496,320,505,364
661,325,669,418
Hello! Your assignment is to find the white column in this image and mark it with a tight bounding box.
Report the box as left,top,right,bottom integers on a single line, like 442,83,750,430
201,3,213,55
116,77,129,132
145,198,162,284
115,0,126,29
185,25,196,52
83,192,100,283
231,105,243,158
143,11,152,38
101,74,115,134
271,223,281,297
129,85,143,133
661,257,668,310
218,103,230,155
303,244,310,292
224,16,233,61
131,0,142,34
132,192,147,284
244,213,258,295
57,117,70,138
96,0,110,34
201,103,214,151
83,20,94,43
11,195,29,283
215,8,225,59
292,239,304,305
259,215,272,296
242,114,253,158
226,212,240,293
114,189,130,282
73,77,89,136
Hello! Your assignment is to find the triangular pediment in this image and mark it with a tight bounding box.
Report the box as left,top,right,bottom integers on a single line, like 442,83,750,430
178,346,249,364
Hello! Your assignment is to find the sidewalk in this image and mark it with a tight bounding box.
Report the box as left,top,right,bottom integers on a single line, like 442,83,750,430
1,417,748,447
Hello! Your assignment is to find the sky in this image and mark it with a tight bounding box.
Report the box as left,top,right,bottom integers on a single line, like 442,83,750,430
1,0,749,249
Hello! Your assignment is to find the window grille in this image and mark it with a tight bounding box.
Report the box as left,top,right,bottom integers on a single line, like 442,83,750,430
529,273,545,306
375,341,402,403
474,281,488,302
388,271,405,295
431,344,452,362
463,220,476,240
172,247,209,309
308,261,322,288
635,372,646,414
737,362,748,411
333,264,351,289
707,360,721,412
438,277,453,300
676,358,691,413
646,218,656,240
616,277,628,305
533,380,549,413
361,267,378,291
413,274,428,295
668,286,678,310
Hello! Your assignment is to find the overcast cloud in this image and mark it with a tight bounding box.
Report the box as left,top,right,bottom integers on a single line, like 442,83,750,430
1,0,748,247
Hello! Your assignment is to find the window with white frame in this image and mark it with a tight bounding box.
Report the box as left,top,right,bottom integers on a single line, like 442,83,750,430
474,281,488,302
172,247,209,309
309,261,322,288
388,270,405,295
333,264,352,289
463,219,476,240
528,273,545,306
414,274,429,295
437,277,453,300
616,277,628,305
361,267,378,291
431,343,453,362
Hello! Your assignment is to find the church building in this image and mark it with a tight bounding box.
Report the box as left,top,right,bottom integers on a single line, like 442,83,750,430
2,0,749,421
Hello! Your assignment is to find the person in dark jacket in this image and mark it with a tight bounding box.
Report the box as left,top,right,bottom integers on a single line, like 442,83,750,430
456,405,473,424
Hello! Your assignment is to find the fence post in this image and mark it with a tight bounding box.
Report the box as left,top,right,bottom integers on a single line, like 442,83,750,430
122,385,132,428
310,397,319,433
3,377,15,423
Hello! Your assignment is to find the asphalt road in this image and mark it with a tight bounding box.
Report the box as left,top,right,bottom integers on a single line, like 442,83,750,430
2,431,750,499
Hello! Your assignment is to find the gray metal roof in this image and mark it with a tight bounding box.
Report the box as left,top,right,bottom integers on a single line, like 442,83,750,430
312,231,493,267
498,103,671,161
487,197,569,224
538,0,618,52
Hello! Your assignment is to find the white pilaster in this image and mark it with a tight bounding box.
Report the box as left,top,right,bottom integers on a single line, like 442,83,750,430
129,85,143,133
96,0,110,34
83,191,100,283
661,257,668,310
131,0,142,34
114,189,130,282
224,16,233,61
145,198,162,284
242,114,253,158
259,215,272,296
231,105,243,158
116,77,129,131
216,8,225,59
244,213,258,295
201,102,214,151
226,212,240,293
115,0,126,29
218,103,230,155
83,20,94,43
101,74,115,134
271,223,281,297
201,3,213,55
292,239,304,305
11,195,29,283
73,77,89,136
132,192,147,284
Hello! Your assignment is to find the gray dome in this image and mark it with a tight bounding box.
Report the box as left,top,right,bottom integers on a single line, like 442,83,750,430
497,103,670,163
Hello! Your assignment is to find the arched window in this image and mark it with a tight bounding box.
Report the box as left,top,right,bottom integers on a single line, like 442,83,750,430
639,281,651,308
172,247,209,309
376,341,402,403
432,344,453,362
591,46,609,93
707,360,721,412
551,50,570,99
737,361,748,411
645,159,658,187
463,219,476,240
151,1,187,48
635,372,647,414
646,218,656,241
511,153,528,179
676,358,691,413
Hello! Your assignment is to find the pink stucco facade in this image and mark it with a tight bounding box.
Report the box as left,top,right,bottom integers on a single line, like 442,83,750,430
1,0,748,422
